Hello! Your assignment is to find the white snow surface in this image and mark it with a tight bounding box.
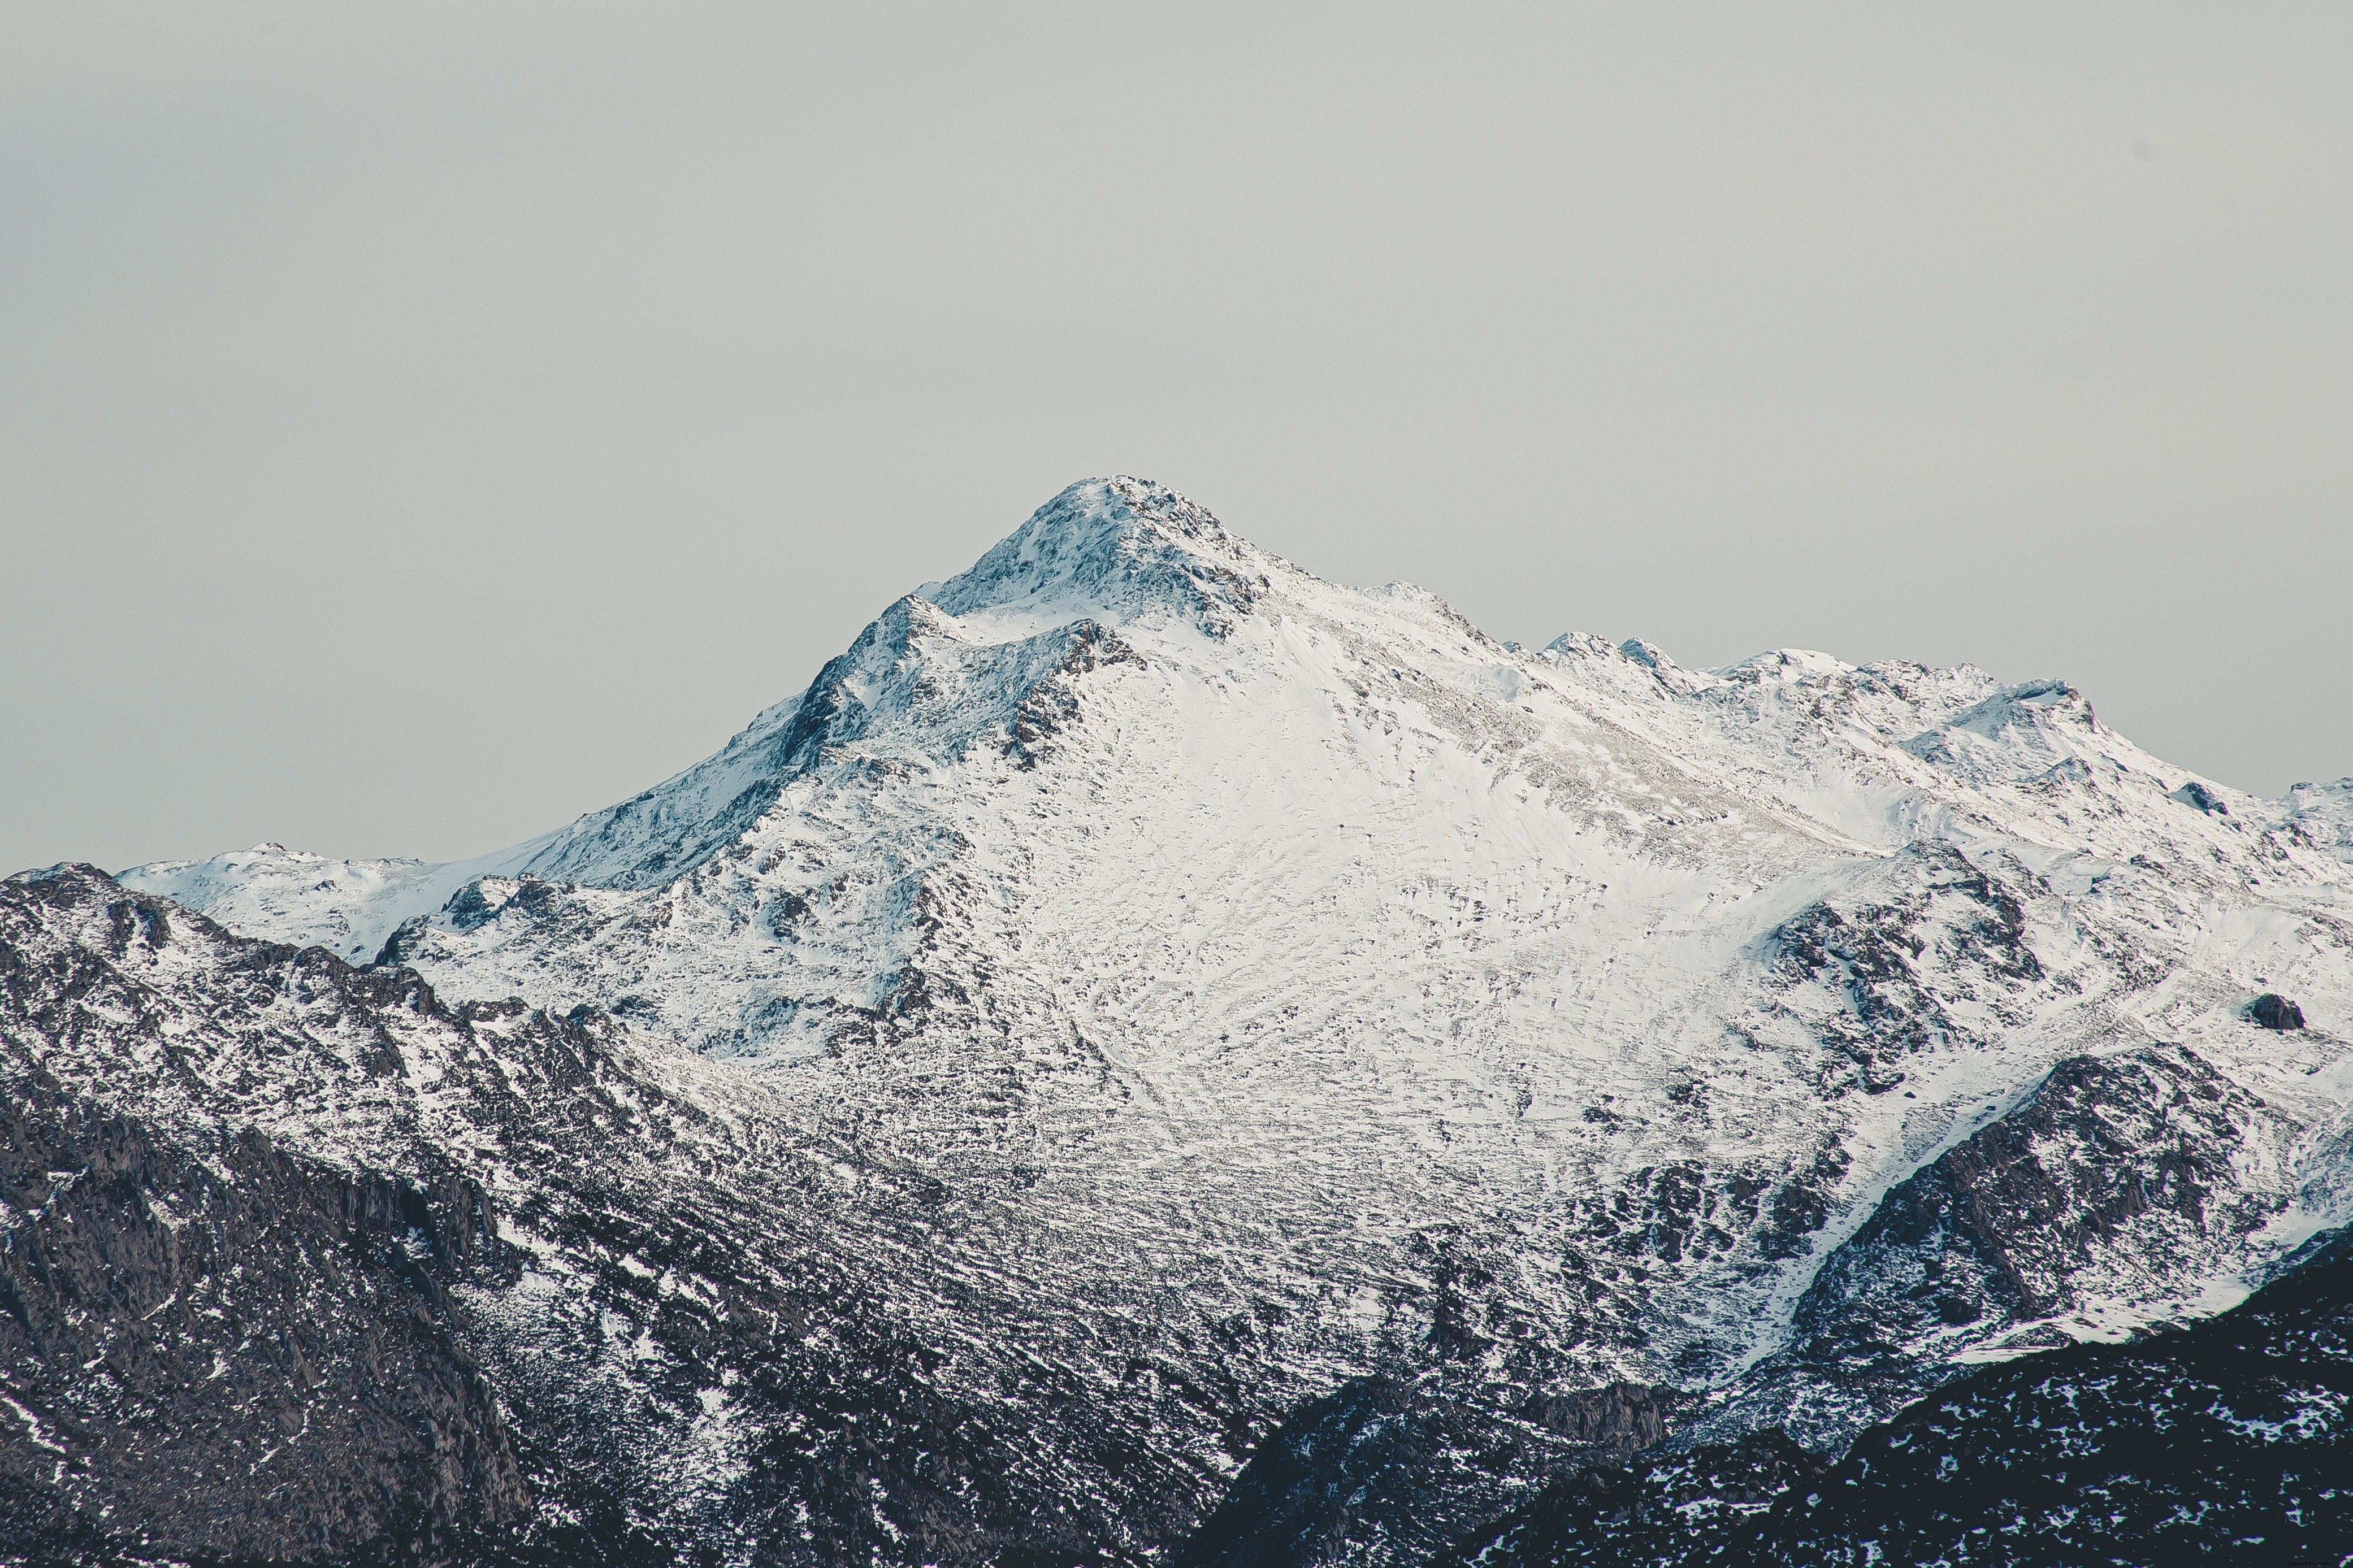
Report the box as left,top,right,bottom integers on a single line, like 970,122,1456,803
120,476,2353,1423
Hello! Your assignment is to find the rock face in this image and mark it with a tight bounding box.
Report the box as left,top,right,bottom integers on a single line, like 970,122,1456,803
1706,1041,2308,1445
0,1076,531,1565
4,476,2346,1562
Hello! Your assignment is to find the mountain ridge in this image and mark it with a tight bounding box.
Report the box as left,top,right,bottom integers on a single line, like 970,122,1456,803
15,474,2346,1562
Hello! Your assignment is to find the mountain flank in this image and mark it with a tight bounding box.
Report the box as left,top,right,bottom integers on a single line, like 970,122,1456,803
3,477,2344,1563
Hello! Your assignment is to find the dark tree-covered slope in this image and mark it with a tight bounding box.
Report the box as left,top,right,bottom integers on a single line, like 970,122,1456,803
1437,1228,2353,1567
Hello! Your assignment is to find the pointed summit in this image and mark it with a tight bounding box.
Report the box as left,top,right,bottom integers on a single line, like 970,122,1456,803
923,476,1273,635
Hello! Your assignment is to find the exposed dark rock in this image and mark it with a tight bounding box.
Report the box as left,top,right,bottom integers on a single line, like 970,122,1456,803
1514,1383,1678,1454
2174,779,2231,815
0,1073,534,1566
1716,1043,2283,1447
1766,846,2044,1096
2251,991,2308,1031
1004,619,1146,768
1755,1140,1853,1263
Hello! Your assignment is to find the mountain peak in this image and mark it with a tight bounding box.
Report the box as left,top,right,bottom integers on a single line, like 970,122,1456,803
922,476,1273,635
80,474,2353,1566
1010,475,1233,552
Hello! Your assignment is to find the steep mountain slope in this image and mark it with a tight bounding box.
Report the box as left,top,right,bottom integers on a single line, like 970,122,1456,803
45,475,2353,1560
1437,1223,2353,1567
0,866,1292,1564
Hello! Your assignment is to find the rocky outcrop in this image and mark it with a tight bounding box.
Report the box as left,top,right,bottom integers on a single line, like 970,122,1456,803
1714,1043,2298,1445
2252,991,2308,1030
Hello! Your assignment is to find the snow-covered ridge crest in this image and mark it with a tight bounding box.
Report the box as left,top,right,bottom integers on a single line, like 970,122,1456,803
513,584,1149,893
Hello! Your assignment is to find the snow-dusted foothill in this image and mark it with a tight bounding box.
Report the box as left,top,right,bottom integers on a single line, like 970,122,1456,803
18,474,2345,1562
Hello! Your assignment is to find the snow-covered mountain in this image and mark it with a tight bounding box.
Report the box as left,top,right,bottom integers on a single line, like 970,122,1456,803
15,476,2351,1562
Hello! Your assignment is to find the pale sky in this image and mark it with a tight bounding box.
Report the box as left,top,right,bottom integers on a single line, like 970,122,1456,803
5,3,2348,877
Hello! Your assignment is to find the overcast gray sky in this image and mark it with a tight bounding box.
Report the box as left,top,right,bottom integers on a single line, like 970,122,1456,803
4,3,2348,877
